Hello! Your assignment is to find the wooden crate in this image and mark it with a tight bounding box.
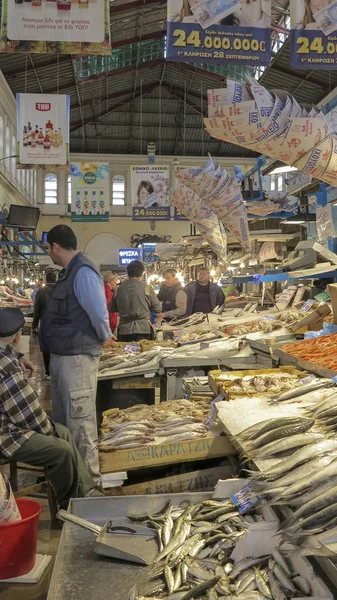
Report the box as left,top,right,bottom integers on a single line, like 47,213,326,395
208,366,305,397
104,465,233,496
99,435,236,474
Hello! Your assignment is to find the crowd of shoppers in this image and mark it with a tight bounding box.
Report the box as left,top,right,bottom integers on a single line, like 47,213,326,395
0,223,225,508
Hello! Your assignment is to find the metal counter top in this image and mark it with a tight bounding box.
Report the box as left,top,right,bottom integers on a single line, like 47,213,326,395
47,494,210,600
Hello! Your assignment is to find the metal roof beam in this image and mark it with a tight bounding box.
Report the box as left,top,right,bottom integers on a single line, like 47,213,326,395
5,55,70,79
70,83,159,132
71,82,158,112
79,57,165,84
110,0,165,15
111,30,165,49
262,65,331,92
173,61,226,83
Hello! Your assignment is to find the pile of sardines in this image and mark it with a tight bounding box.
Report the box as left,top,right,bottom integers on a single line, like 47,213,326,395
127,499,313,599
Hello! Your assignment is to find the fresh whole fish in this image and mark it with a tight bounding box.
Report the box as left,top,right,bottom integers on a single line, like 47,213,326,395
271,456,337,502
270,379,335,402
284,483,337,527
256,454,337,495
273,564,297,594
250,439,337,480
237,417,307,441
245,419,314,451
179,576,221,600
268,572,286,600
247,432,324,459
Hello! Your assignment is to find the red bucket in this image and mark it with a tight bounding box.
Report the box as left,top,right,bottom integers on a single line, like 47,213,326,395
0,499,42,580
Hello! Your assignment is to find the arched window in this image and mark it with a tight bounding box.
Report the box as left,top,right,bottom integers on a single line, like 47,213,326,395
5,127,10,170
112,175,125,205
68,175,72,205
44,173,58,204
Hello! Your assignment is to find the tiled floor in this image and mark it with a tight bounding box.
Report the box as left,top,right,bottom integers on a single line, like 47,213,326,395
0,337,61,600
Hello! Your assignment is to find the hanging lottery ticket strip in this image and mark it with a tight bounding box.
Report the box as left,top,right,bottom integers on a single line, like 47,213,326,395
205,78,337,188
171,158,250,255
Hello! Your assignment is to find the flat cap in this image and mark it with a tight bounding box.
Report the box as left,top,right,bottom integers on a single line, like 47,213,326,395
0,308,25,337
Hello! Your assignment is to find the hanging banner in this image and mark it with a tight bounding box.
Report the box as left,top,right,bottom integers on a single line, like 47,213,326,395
17,93,70,168
131,165,170,221
290,0,337,68
71,162,110,222
167,0,271,66
174,165,189,221
0,0,110,55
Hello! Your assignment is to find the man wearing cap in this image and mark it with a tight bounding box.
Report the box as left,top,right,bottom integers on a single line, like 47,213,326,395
0,307,99,508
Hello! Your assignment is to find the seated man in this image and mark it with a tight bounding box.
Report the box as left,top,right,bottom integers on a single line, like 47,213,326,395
0,307,99,509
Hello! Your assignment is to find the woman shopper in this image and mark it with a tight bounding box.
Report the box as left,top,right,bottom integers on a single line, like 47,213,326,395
103,271,118,335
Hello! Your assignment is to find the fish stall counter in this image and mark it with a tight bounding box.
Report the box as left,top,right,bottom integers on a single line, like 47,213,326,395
161,339,259,400
215,386,337,590
47,489,334,600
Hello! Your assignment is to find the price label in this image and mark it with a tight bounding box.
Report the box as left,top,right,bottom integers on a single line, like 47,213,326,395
300,299,316,313
205,394,224,430
231,483,263,514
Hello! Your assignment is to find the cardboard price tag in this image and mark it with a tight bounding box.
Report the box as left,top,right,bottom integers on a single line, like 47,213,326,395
231,482,263,514
205,394,224,430
300,299,316,313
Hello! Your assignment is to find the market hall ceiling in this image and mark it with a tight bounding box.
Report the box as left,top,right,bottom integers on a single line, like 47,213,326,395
0,0,336,157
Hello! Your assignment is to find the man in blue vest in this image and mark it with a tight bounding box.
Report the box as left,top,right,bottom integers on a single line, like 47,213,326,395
40,225,111,484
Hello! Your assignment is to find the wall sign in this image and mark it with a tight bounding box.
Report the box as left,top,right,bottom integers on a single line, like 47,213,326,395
71,162,110,222
17,93,70,167
167,0,271,66
118,248,140,267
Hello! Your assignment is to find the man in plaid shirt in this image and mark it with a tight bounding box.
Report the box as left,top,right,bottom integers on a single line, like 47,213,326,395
0,307,100,508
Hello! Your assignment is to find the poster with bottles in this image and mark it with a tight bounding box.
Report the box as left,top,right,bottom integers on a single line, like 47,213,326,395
131,165,170,221
290,0,337,68
17,93,70,167
0,0,110,55
71,162,110,222
167,0,271,66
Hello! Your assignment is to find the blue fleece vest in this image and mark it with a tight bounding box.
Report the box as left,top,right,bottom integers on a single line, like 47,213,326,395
39,252,102,357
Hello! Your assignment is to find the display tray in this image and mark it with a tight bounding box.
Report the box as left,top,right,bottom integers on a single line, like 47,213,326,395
274,348,337,378
208,366,305,398
99,434,236,474
248,334,303,355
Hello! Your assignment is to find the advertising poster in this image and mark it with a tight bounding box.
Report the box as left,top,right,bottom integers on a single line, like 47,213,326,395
17,93,70,167
0,0,110,55
290,0,337,68
167,0,271,66
131,165,170,221
174,165,189,221
71,162,110,223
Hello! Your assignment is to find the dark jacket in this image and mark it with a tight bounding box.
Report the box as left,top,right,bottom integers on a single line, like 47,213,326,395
32,284,55,329
39,253,103,357
186,281,225,315
110,279,161,335
158,282,182,313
